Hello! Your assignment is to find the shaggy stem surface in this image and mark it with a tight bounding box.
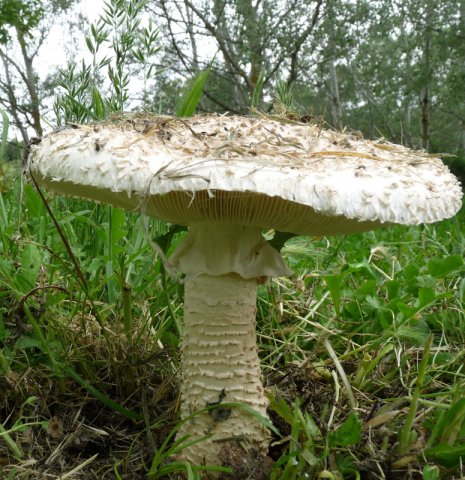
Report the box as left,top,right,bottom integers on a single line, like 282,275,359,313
171,223,291,467
177,273,268,465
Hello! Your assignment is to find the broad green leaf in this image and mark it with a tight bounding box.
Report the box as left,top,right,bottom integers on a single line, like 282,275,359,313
267,393,294,426
404,264,420,280
44,291,67,308
427,255,463,278
343,301,362,320
336,453,359,476
19,244,41,290
396,325,430,345
422,465,440,480
329,413,362,447
416,275,436,289
386,279,400,301
15,335,43,351
417,287,436,308
324,274,343,317
23,184,44,218
425,443,465,468
396,302,415,320
365,294,381,309
356,279,376,296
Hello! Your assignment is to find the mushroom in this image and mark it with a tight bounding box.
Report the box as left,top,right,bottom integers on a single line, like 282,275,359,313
25,114,463,469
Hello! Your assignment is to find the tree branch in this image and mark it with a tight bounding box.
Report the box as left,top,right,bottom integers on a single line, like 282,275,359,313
266,0,323,86
183,0,252,90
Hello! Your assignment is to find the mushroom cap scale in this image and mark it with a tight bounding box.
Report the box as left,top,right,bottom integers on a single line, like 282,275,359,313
26,114,463,235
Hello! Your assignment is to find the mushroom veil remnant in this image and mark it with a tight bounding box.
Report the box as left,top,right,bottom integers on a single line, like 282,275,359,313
26,114,463,470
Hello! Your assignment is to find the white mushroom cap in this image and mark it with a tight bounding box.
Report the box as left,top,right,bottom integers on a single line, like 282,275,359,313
26,114,463,236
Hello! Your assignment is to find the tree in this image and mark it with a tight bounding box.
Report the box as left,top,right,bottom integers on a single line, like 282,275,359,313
0,0,76,143
151,0,323,113
323,0,465,155
0,0,43,44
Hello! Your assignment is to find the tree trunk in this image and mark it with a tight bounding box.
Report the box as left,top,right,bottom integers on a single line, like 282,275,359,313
16,28,43,138
402,101,412,147
419,1,432,151
399,3,413,147
420,86,430,151
329,58,343,130
326,0,342,130
0,51,29,144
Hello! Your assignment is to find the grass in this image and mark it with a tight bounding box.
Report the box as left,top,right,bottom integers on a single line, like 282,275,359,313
1,155,465,479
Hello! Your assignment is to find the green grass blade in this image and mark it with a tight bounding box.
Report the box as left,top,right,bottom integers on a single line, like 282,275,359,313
175,68,210,117
0,423,24,459
65,94,101,121
91,86,107,120
63,366,143,420
250,70,265,109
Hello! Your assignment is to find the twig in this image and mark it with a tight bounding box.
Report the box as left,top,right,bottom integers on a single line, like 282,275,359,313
60,453,99,479
324,338,357,410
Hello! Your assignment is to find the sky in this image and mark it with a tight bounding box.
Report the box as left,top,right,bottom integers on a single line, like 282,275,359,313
36,0,105,78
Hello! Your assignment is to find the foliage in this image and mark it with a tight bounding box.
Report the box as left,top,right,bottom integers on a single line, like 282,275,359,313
0,0,78,144
0,0,76,43
0,0,43,44
54,0,161,123
3,0,465,155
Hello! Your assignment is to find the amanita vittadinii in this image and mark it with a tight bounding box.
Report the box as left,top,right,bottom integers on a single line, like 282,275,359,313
26,114,463,467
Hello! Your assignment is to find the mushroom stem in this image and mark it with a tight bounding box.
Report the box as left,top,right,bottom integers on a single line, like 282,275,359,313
177,273,269,466
170,223,291,467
